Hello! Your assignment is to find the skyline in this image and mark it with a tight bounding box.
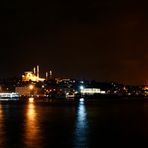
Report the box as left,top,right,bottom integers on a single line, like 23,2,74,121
0,1,148,85
0,64,148,86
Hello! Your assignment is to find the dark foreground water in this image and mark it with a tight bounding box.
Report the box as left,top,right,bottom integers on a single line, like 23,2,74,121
0,99,146,147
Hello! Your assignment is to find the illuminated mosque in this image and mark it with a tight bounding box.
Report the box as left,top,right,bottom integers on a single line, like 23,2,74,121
22,65,46,82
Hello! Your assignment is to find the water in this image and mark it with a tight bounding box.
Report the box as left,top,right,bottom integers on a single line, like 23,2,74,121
0,99,146,147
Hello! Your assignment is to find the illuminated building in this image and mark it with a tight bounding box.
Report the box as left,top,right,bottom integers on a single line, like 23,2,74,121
22,65,45,82
15,85,38,96
0,92,19,101
143,86,148,96
81,88,101,94
80,88,106,95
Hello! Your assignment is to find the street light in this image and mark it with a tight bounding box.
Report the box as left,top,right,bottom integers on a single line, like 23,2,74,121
29,97,34,103
29,85,34,97
79,85,84,90
29,85,34,90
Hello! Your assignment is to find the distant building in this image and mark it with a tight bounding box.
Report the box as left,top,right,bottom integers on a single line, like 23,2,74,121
80,88,105,95
15,85,38,96
22,65,45,82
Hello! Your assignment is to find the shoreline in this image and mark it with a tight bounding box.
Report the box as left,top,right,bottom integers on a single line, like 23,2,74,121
0,96,146,105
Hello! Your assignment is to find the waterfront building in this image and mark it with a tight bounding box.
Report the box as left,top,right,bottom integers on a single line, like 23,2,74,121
80,88,106,95
15,85,39,97
0,92,19,101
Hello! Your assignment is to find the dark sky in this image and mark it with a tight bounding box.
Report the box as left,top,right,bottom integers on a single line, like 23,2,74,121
0,0,148,85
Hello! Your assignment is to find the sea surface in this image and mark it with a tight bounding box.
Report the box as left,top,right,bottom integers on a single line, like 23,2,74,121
0,98,146,147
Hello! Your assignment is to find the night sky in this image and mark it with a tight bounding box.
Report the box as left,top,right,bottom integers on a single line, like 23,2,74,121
0,0,148,85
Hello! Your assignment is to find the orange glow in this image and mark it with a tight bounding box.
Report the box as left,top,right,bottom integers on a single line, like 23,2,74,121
24,103,39,146
27,103,35,119
0,104,2,118
29,85,34,90
0,104,5,144
144,86,148,90
22,71,45,82
29,97,34,103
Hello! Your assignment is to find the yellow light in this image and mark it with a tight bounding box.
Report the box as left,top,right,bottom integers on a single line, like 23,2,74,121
29,97,34,103
144,86,148,90
29,85,34,90
81,88,101,94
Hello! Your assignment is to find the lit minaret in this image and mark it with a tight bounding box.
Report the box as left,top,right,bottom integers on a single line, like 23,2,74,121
33,67,36,75
46,72,48,80
49,70,52,79
37,65,39,79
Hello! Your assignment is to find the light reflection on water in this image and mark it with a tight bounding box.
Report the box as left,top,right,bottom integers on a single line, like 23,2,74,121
0,104,5,146
24,102,42,147
0,100,144,147
73,101,89,147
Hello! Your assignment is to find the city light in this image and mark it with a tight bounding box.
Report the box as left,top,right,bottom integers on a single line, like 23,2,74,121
29,85,34,90
80,88,101,94
79,85,84,90
79,98,84,102
29,97,34,103
80,81,84,84
0,93,19,101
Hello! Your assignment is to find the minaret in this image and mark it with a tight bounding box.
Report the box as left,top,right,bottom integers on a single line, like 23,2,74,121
49,70,52,79
46,72,48,80
37,65,40,78
33,67,36,75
